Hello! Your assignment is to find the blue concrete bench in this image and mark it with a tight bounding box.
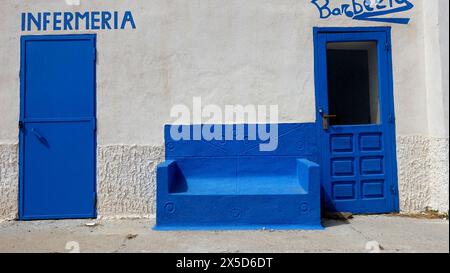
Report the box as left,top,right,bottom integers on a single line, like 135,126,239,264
155,124,323,230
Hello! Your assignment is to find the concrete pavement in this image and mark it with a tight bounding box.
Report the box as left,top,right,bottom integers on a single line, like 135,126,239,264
0,215,448,253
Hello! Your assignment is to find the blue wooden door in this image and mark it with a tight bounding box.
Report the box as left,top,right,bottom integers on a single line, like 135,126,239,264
19,35,96,220
314,28,399,214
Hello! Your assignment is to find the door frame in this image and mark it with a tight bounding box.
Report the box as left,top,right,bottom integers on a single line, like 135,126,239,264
312,27,400,213
19,34,97,220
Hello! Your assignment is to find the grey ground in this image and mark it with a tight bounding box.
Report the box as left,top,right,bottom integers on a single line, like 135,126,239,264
0,215,448,253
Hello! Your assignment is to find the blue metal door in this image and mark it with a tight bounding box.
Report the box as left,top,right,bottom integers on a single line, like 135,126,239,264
314,28,399,214
19,35,96,220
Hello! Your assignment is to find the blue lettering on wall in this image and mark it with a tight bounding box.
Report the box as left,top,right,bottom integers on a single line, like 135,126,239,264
121,11,136,29
21,11,136,31
102,12,112,30
53,12,62,31
311,0,415,25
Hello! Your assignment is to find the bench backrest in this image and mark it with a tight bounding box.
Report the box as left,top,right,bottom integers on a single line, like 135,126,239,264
164,123,319,176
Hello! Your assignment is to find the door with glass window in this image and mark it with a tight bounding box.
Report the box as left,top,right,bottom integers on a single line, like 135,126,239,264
314,28,399,214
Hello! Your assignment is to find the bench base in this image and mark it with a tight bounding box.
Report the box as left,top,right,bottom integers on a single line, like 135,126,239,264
154,224,324,231
155,194,323,231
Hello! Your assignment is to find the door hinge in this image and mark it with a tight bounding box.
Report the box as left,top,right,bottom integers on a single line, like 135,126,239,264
18,121,23,130
93,48,97,62
93,193,97,209
388,113,395,124
93,118,97,132
391,185,398,196
385,43,391,52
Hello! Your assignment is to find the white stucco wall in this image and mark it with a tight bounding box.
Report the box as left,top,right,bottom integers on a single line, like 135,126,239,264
421,0,449,212
0,0,448,219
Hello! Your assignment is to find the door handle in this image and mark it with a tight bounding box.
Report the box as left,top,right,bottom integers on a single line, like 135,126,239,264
31,128,49,147
31,128,45,142
322,114,337,130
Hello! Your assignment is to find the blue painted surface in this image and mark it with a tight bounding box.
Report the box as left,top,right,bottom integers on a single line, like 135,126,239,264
21,11,136,31
311,0,414,25
156,124,323,230
19,35,97,220
313,27,399,214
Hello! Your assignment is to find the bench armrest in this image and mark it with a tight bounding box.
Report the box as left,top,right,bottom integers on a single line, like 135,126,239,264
156,160,178,195
297,159,320,194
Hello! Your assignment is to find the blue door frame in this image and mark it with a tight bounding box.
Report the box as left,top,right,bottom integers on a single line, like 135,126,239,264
313,27,399,214
19,34,97,220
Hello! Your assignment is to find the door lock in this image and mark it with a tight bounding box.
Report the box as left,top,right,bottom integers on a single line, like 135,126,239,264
322,114,337,130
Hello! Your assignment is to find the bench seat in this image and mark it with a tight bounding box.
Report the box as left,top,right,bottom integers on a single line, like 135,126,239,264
155,157,322,230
